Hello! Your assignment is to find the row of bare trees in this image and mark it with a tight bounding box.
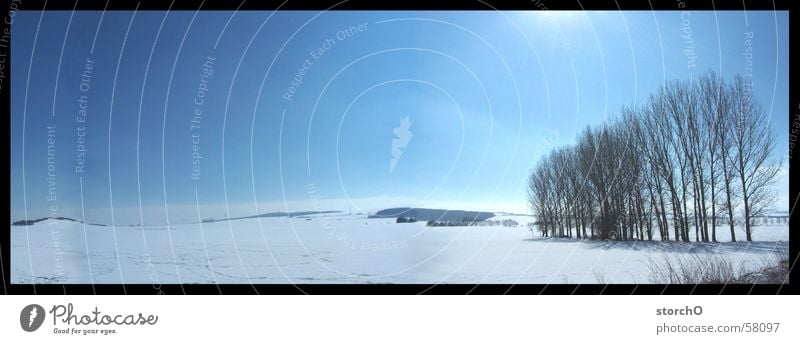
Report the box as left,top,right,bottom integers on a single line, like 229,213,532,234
527,72,780,242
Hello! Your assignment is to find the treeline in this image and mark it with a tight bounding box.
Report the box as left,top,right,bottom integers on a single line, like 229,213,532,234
426,218,520,227
527,72,780,242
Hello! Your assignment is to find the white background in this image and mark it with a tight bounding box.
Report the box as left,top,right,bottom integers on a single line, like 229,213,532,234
1,295,797,343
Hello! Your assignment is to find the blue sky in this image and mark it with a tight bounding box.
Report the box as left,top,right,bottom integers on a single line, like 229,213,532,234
10,11,789,224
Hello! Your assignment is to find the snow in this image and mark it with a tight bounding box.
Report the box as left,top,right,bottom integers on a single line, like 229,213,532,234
11,215,788,284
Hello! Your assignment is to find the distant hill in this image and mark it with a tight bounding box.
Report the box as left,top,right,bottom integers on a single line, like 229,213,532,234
12,211,341,227
12,217,79,226
369,208,495,222
203,210,341,223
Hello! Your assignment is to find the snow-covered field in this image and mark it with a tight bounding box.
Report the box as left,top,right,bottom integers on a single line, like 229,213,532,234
11,214,788,284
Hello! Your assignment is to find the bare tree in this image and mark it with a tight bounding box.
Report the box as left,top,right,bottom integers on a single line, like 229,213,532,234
728,76,780,241
700,72,727,242
526,72,779,244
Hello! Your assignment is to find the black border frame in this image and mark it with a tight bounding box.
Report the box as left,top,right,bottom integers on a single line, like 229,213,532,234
2,0,796,295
